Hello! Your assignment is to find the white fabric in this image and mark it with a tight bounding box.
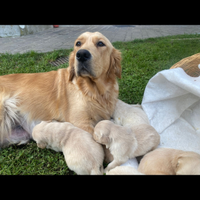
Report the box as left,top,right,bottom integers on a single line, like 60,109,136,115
141,68,200,154
120,158,139,169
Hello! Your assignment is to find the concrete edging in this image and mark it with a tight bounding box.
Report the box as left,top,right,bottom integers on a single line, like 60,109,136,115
0,25,53,38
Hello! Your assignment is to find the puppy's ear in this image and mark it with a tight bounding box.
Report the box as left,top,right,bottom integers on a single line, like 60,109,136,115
101,135,110,145
176,157,181,168
176,156,184,174
108,48,122,79
68,51,75,81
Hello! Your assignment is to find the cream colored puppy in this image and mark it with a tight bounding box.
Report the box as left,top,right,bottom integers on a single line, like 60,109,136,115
112,99,150,127
93,120,160,173
138,148,200,175
106,166,143,175
106,99,159,164
32,121,104,175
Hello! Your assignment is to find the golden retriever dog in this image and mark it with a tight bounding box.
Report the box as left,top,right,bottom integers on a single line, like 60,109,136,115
138,148,200,175
93,120,160,173
0,32,121,147
32,121,104,175
106,166,143,175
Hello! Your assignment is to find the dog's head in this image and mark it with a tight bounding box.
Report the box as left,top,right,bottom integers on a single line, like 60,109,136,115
68,32,121,81
93,120,114,148
32,132,47,149
93,130,111,148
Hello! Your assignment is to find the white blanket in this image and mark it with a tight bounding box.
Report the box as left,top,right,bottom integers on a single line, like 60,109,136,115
142,68,200,154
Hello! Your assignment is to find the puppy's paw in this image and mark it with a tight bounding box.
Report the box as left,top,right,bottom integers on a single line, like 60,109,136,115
104,166,112,174
104,167,109,174
37,143,46,149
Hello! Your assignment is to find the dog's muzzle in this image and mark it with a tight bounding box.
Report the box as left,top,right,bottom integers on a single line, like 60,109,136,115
76,49,91,62
76,49,94,77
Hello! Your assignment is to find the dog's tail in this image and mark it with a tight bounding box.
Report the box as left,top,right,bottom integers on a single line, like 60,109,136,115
0,89,20,146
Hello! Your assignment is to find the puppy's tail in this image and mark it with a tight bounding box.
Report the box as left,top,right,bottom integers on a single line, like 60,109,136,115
0,90,20,146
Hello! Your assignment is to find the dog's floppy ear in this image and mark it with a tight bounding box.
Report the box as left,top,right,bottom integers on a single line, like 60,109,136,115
108,48,122,79
68,51,75,81
100,135,110,145
176,156,185,174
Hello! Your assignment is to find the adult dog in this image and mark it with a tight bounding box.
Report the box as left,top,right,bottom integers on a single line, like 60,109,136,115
0,32,121,147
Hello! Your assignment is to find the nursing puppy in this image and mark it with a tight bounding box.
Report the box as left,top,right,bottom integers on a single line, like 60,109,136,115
93,120,160,173
112,99,150,127
103,99,160,164
106,166,143,175
138,148,200,175
32,121,104,175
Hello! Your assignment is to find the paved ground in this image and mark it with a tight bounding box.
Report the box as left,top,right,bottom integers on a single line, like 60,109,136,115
0,25,200,54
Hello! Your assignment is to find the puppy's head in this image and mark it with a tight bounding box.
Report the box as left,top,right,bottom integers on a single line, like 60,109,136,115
176,152,200,175
68,32,121,81
93,120,114,147
32,123,47,148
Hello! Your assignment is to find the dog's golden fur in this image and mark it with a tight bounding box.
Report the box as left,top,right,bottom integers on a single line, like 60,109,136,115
0,32,121,147
138,148,200,175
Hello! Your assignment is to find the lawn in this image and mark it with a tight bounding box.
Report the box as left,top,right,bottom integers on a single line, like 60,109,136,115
0,34,200,175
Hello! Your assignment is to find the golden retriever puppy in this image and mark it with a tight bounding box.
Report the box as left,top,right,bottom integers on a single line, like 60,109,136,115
32,121,104,175
112,99,150,127
138,148,200,175
0,32,121,147
93,120,160,173
106,166,143,175
102,99,160,164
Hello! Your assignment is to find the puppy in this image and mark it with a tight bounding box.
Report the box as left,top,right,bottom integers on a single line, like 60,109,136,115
112,99,150,127
138,148,200,175
93,120,160,173
32,121,104,175
104,99,159,164
106,166,143,175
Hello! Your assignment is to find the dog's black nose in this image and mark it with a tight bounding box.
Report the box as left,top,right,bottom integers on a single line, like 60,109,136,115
76,49,91,62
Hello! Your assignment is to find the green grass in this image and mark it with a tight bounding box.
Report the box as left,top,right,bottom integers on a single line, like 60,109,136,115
0,33,200,175
0,49,72,75
0,140,76,175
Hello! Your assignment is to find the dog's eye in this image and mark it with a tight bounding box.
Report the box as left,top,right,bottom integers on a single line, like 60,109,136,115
97,41,105,47
76,41,81,46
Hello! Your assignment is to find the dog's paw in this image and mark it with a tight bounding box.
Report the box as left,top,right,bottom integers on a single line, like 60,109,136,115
104,167,110,174
37,143,46,149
